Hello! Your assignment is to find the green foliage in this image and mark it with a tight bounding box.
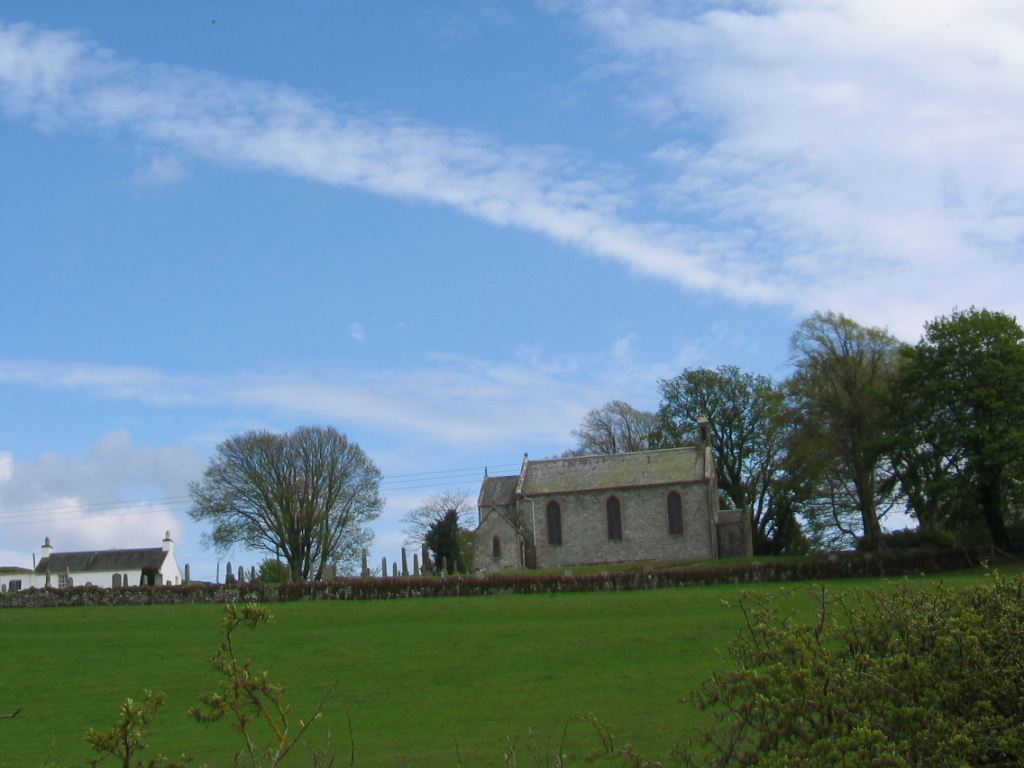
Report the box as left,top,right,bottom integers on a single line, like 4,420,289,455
256,558,290,585
190,603,334,768
425,509,468,573
887,307,1024,551
786,311,901,550
655,366,806,555
189,426,383,581
84,690,188,768
682,572,1024,767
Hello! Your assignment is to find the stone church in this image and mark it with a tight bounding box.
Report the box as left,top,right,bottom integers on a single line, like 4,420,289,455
473,418,751,571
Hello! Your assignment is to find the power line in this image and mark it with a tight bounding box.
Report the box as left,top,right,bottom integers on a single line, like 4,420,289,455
0,461,522,527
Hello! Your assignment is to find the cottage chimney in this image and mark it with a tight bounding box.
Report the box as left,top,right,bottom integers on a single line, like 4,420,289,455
162,531,173,553
41,537,53,562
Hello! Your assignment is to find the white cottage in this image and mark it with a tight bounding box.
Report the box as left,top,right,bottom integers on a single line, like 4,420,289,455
7,532,182,590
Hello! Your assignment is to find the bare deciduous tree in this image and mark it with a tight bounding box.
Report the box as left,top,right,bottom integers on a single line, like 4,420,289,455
400,489,476,546
564,400,658,456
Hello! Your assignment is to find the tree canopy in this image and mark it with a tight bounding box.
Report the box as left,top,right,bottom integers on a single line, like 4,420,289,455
888,308,1024,551
563,400,658,456
189,426,383,581
656,366,804,554
786,312,901,549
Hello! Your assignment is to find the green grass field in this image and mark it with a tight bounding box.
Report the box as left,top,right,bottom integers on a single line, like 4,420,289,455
2,565,1017,768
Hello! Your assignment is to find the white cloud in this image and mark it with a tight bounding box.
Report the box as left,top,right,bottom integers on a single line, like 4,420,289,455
349,322,367,343
573,0,1024,335
133,154,184,184
0,431,203,567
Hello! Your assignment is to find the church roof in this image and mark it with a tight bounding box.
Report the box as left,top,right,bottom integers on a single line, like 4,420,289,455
35,548,168,575
478,446,705,507
520,447,702,496
478,474,520,507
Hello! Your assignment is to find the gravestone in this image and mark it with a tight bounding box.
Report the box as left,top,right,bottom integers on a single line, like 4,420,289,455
225,562,236,585
184,564,190,584
361,548,369,578
322,564,337,581
401,548,409,577
381,557,387,578
413,554,420,576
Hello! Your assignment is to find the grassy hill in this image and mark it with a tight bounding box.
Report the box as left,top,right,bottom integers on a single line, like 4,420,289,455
2,564,1017,768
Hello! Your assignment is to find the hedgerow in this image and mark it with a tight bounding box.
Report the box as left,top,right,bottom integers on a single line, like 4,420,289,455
0,549,976,608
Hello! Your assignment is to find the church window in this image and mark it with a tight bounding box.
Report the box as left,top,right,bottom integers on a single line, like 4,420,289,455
668,491,684,535
606,496,623,541
546,501,562,546
492,536,501,558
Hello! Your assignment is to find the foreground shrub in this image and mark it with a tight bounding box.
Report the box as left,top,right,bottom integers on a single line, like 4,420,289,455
681,571,1024,767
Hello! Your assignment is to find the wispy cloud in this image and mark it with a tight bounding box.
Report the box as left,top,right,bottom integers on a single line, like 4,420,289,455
3,10,1015,338
573,0,1024,335
0,345,678,447
349,322,367,344
0,20,764,309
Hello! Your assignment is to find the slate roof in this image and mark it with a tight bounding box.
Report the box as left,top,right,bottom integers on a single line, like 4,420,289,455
478,474,520,507
519,447,702,496
35,548,168,575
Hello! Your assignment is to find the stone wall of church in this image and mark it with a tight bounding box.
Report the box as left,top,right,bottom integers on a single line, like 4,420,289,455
472,506,523,572
519,482,717,569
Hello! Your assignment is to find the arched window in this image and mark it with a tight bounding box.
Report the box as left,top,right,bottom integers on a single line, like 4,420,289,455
668,491,684,535
606,496,623,541
492,536,501,558
546,501,563,546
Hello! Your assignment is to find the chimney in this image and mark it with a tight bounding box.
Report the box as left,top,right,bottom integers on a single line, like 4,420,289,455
41,537,53,562
162,531,173,553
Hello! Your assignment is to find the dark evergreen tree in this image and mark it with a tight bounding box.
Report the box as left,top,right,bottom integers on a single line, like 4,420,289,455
425,510,467,574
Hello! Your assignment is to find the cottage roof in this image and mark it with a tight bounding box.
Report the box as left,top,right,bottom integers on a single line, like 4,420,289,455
521,447,701,496
35,548,167,575
478,474,519,507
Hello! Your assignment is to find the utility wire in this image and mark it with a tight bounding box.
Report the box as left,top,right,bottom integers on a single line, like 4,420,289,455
0,461,522,527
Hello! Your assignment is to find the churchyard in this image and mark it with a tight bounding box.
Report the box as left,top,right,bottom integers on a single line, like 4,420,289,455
2,564,1018,767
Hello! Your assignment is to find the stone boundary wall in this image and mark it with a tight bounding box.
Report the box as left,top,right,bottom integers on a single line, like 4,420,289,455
0,549,983,608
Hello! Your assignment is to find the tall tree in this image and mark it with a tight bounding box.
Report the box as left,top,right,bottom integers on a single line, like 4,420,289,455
189,426,383,581
425,510,468,574
786,312,901,549
888,308,1024,551
400,489,476,547
563,400,658,456
656,366,804,554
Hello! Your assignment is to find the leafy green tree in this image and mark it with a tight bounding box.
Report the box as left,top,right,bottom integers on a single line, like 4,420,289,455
888,308,1024,551
563,400,659,456
681,573,1024,767
189,426,383,582
656,366,805,555
786,312,901,550
256,558,290,585
425,509,467,574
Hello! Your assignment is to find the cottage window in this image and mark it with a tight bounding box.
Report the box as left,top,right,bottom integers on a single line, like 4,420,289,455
57,574,69,589
8,579,21,592
606,496,623,541
546,501,563,546
492,536,501,558
668,491,684,535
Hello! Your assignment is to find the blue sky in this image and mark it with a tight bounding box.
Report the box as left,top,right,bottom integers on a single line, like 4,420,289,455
1,1,1021,577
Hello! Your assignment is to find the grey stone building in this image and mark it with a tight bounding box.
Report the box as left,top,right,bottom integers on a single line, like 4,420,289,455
473,418,751,571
